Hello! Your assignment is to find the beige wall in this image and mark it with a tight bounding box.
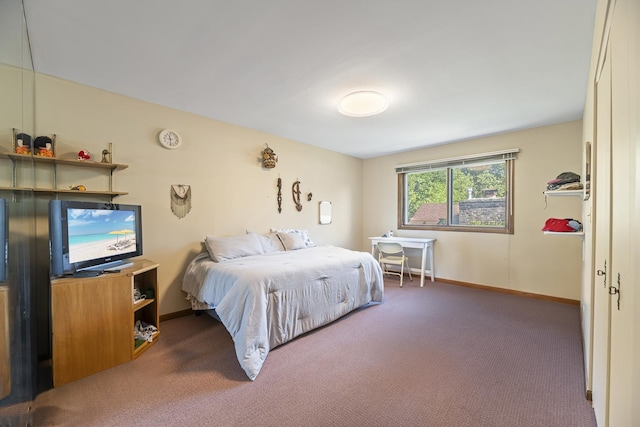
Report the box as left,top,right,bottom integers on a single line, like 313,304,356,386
34,74,364,315
0,65,34,152
363,121,584,300
30,73,584,314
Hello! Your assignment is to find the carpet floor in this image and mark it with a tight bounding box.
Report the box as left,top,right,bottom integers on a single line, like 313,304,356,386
1,278,597,427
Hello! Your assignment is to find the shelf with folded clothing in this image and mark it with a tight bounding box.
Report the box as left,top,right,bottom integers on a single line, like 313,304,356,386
544,170,585,200
541,195,583,237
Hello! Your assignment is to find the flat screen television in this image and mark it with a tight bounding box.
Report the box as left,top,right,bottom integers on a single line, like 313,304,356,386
49,200,143,277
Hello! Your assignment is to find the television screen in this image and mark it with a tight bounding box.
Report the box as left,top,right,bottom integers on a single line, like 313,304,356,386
67,207,139,263
49,200,143,276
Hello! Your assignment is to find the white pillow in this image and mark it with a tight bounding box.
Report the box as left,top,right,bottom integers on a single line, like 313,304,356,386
246,230,285,253
204,233,264,262
276,232,307,251
270,228,316,247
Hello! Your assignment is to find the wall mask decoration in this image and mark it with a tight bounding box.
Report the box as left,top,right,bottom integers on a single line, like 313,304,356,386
277,178,282,213
292,180,302,212
171,184,192,219
261,144,278,169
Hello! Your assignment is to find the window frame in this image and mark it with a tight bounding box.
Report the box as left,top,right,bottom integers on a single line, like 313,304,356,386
396,150,517,234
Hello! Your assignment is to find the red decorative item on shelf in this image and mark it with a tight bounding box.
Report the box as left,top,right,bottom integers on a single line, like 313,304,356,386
77,150,91,160
541,218,574,232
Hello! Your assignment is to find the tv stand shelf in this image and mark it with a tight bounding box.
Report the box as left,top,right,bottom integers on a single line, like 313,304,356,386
50,259,159,387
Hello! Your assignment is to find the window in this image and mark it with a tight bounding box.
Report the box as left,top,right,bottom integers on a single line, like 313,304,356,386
397,149,518,234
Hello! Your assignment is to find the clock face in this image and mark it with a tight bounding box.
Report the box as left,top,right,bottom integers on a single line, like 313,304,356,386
158,130,181,149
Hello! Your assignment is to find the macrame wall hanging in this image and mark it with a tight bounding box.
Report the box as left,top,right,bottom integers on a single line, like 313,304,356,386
171,184,192,219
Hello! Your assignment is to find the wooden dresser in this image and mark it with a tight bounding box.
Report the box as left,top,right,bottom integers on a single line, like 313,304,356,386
0,286,10,399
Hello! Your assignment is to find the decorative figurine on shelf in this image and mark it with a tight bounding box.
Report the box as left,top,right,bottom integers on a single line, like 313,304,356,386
69,185,87,191
261,144,278,169
15,133,31,155
101,149,111,163
34,136,54,157
77,150,91,161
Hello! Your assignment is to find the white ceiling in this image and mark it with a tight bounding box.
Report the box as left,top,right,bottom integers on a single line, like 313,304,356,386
22,0,597,159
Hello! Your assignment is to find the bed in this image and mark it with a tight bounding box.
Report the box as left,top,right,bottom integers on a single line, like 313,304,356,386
181,230,384,380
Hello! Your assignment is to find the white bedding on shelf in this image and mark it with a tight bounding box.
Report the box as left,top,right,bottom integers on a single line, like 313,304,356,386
182,245,384,380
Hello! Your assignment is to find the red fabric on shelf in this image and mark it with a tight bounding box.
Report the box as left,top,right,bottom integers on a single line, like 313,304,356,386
542,218,575,232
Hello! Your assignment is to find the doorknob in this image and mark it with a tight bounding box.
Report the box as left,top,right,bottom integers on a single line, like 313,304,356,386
609,273,621,310
596,260,607,288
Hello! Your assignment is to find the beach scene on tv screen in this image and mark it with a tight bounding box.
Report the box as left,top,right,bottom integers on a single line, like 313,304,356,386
67,208,137,264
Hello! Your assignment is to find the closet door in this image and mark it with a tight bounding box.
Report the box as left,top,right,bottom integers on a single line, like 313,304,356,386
608,0,638,424
591,38,612,427
631,0,640,419
591,0,640,424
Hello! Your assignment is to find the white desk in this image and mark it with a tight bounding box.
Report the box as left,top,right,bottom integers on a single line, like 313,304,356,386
369,236,436,287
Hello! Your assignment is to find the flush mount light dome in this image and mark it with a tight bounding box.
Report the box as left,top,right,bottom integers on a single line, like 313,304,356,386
338,91,388,117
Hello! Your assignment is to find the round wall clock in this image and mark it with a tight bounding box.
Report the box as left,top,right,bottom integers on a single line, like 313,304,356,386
158,129,181,149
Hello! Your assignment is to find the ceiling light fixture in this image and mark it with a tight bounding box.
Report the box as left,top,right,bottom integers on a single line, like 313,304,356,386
338,91,388,117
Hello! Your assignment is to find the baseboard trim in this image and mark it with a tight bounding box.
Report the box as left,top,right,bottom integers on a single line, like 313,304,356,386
161,277,579,321
435,277,580,305
160,308,193,322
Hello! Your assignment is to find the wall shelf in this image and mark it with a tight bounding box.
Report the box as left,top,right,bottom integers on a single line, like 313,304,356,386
33,188,128,196
543,231,584,237
543,189,584,197
0,152,128,171
542,187,583,237
1,144,128,198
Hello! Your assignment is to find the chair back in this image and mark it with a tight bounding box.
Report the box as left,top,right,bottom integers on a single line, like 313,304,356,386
377,241,404,257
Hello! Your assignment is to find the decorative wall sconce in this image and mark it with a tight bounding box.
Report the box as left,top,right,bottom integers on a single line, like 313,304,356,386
262,144,278,169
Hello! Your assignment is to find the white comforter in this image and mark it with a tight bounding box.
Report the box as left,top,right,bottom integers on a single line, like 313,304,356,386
182,245,384,380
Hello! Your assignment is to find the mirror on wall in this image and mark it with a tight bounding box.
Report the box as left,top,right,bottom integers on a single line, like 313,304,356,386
0,0,38,410
319,201,332,225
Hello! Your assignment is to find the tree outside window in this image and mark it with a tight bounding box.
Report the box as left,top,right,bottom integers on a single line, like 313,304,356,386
400,159,514,234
